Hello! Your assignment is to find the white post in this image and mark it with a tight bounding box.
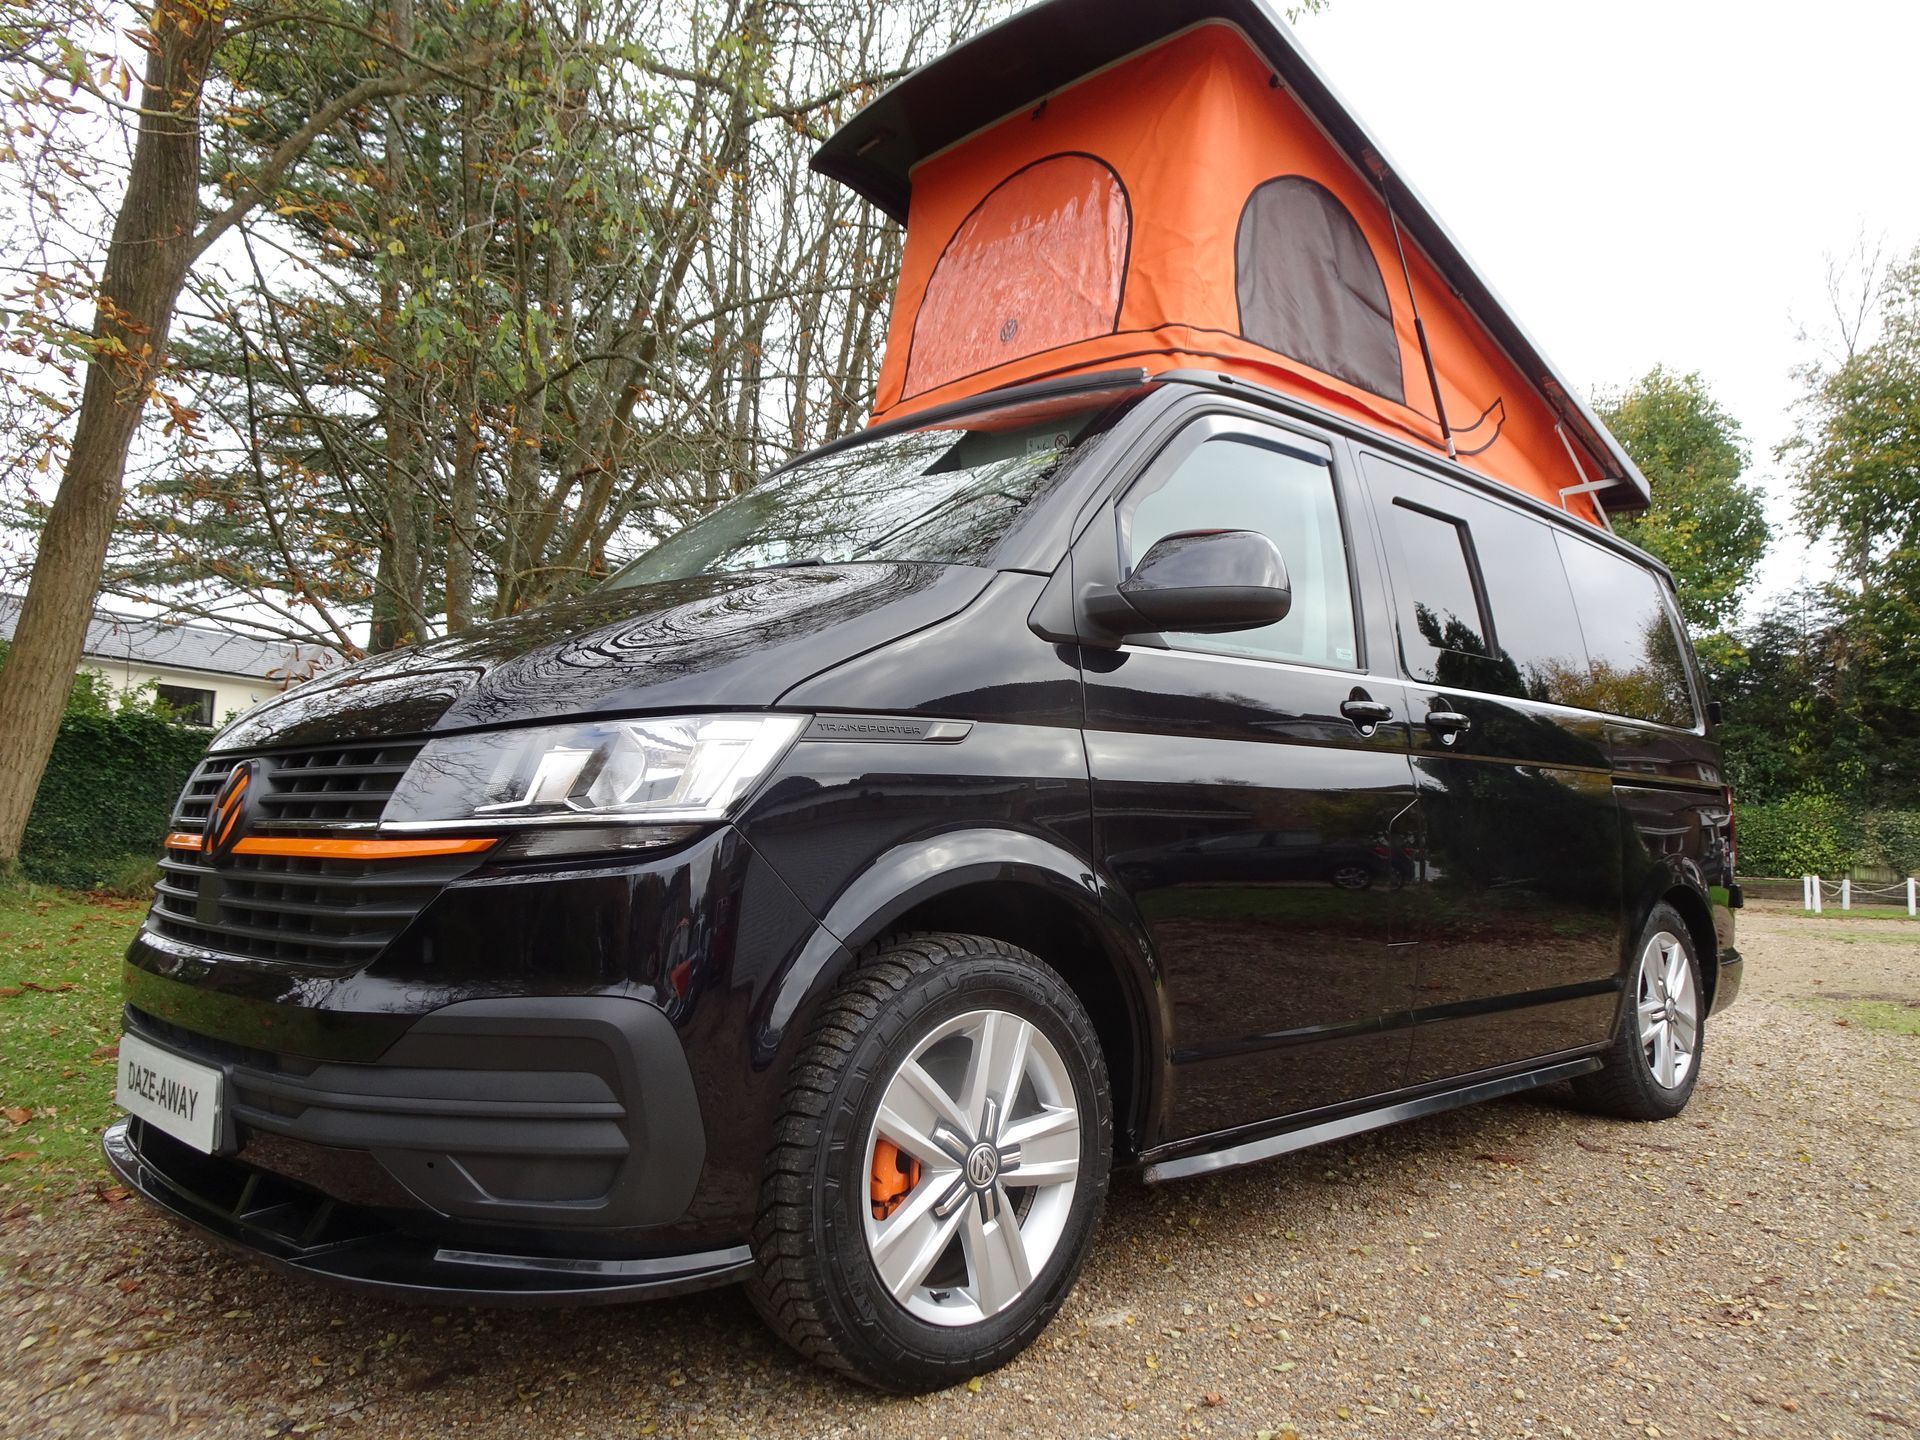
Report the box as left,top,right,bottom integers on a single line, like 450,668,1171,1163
1813,877,1823,914
1803,875,1813,911
1842,877,1853,911
1908,877,1916,918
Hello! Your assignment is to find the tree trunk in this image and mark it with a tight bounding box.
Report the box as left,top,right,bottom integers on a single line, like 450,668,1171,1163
369,0,424,653
0,0,219,867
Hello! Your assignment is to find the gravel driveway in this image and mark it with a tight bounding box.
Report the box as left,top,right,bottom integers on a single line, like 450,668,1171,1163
6,904,1916,1439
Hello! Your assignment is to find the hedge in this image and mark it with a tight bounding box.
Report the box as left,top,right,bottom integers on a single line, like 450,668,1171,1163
21,709,208,890
1736,793,1920,879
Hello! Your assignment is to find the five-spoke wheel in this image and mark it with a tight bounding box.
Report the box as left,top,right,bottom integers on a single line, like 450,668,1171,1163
1635,929,1699,1090
1572,902,1707,1121
863,1009,1082,1326
747,933,1111,1392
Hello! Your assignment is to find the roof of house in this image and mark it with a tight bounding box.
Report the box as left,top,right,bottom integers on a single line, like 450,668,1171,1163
0,595,344,686
812,0,1651,512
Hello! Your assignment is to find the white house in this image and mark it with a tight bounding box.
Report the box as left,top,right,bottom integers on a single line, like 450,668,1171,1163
0,596,345,727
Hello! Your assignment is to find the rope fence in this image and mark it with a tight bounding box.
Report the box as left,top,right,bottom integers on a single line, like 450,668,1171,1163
1801,875,1919,915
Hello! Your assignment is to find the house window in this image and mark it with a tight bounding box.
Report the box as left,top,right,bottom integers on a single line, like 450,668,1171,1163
157,684,216,727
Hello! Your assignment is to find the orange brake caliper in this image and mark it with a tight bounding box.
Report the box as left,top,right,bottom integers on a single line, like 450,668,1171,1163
870,1139,922,1221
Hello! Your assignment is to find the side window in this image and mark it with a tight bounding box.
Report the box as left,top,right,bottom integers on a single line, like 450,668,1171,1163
1380,501,1506,691
1555,537,1698,728
1466,506,1591,706
1367,452,1591,704
1121,431,1358,669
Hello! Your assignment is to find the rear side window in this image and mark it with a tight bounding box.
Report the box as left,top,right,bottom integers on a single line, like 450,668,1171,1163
1460,505,1590,706
1555,536,1698,728
1366,452,1616,707
1122,432,1357,669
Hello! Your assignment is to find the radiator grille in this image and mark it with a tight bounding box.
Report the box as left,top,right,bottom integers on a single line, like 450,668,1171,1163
149,742,475,966
170,743,425,831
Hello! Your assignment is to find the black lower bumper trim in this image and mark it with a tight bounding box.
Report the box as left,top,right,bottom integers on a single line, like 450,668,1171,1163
104,1118,751,1306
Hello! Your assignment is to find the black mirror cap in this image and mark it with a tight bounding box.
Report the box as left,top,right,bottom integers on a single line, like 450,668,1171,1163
1109,529,1292,635
1706,699,1725,729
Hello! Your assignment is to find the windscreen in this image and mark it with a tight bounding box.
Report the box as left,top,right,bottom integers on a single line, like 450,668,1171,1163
604,401,1121,587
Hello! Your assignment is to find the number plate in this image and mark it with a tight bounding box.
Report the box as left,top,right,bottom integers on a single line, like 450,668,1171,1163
115,1031,223,1154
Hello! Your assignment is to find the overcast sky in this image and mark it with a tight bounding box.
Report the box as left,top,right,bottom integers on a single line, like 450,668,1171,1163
1294,0,1920,616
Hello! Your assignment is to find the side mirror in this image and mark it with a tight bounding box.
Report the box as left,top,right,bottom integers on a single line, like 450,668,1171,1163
1087,529,1292,637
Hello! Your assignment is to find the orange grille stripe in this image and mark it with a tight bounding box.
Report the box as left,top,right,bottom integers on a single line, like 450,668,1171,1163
162,833,494,860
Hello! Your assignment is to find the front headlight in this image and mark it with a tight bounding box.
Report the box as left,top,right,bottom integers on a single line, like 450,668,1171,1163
381,713,808,832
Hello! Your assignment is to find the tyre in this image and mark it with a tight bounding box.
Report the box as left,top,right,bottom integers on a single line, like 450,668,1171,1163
747,932,1113,1392
1571,904,1705,1121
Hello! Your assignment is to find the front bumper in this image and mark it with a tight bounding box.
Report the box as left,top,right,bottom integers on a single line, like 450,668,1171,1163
104,1118,751,1305
122,994,706,1232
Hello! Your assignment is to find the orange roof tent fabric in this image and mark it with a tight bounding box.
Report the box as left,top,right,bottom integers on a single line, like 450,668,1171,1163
863,22,1609,527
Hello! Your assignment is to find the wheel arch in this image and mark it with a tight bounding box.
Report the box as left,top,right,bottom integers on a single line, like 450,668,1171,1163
751,829,1167,1158
1657,882,1721,1014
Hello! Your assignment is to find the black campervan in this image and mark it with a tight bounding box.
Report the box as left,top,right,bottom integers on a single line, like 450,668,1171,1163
105,0,1742,1393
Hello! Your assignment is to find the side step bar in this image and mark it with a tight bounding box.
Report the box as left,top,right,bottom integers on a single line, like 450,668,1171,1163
1142,1056,1603,1184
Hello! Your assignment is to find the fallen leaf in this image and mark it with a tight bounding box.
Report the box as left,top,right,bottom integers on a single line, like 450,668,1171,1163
3,1107,30,1126
1202,1392,1223,1407
966,1376,983,1393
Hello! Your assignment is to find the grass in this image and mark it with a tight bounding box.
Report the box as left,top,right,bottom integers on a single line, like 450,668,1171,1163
0,882,141,1191
1815,999,1920,1036
1793,905,1918,921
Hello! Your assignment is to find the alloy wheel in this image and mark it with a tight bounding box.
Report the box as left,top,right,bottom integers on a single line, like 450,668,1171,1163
1635,930,1698,1089
861,1008,1081,1327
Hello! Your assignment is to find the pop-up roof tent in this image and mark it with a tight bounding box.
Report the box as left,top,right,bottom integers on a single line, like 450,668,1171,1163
814,0,1650,527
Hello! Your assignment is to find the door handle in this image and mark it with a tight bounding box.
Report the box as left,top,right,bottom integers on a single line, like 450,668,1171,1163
1425,709,1473,742
1340,698,1395,728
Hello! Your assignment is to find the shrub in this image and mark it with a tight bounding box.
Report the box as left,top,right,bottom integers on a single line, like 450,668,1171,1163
1736,792,1857,878
20,709,208,891
1859,810,1920,877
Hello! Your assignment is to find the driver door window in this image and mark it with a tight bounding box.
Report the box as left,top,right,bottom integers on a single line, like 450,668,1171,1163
1120,431,1357,669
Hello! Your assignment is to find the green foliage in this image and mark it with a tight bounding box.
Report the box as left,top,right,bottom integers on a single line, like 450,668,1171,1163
1599,367,1770,669
0,637,207,888
1860,811,1920,876
0,636,209,883
1735,792,1857,878
1788,251,1920,583
1771,247,1920,808
18,708,206,891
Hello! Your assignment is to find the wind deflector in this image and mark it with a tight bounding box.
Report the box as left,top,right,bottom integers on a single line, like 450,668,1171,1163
814,0,1652,524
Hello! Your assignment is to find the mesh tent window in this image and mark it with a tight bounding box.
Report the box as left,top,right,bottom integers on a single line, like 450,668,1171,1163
905,153,1132,398
1235,176,1404,404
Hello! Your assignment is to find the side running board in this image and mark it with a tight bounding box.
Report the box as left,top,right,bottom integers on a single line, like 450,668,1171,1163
1142,1056,1604,1184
